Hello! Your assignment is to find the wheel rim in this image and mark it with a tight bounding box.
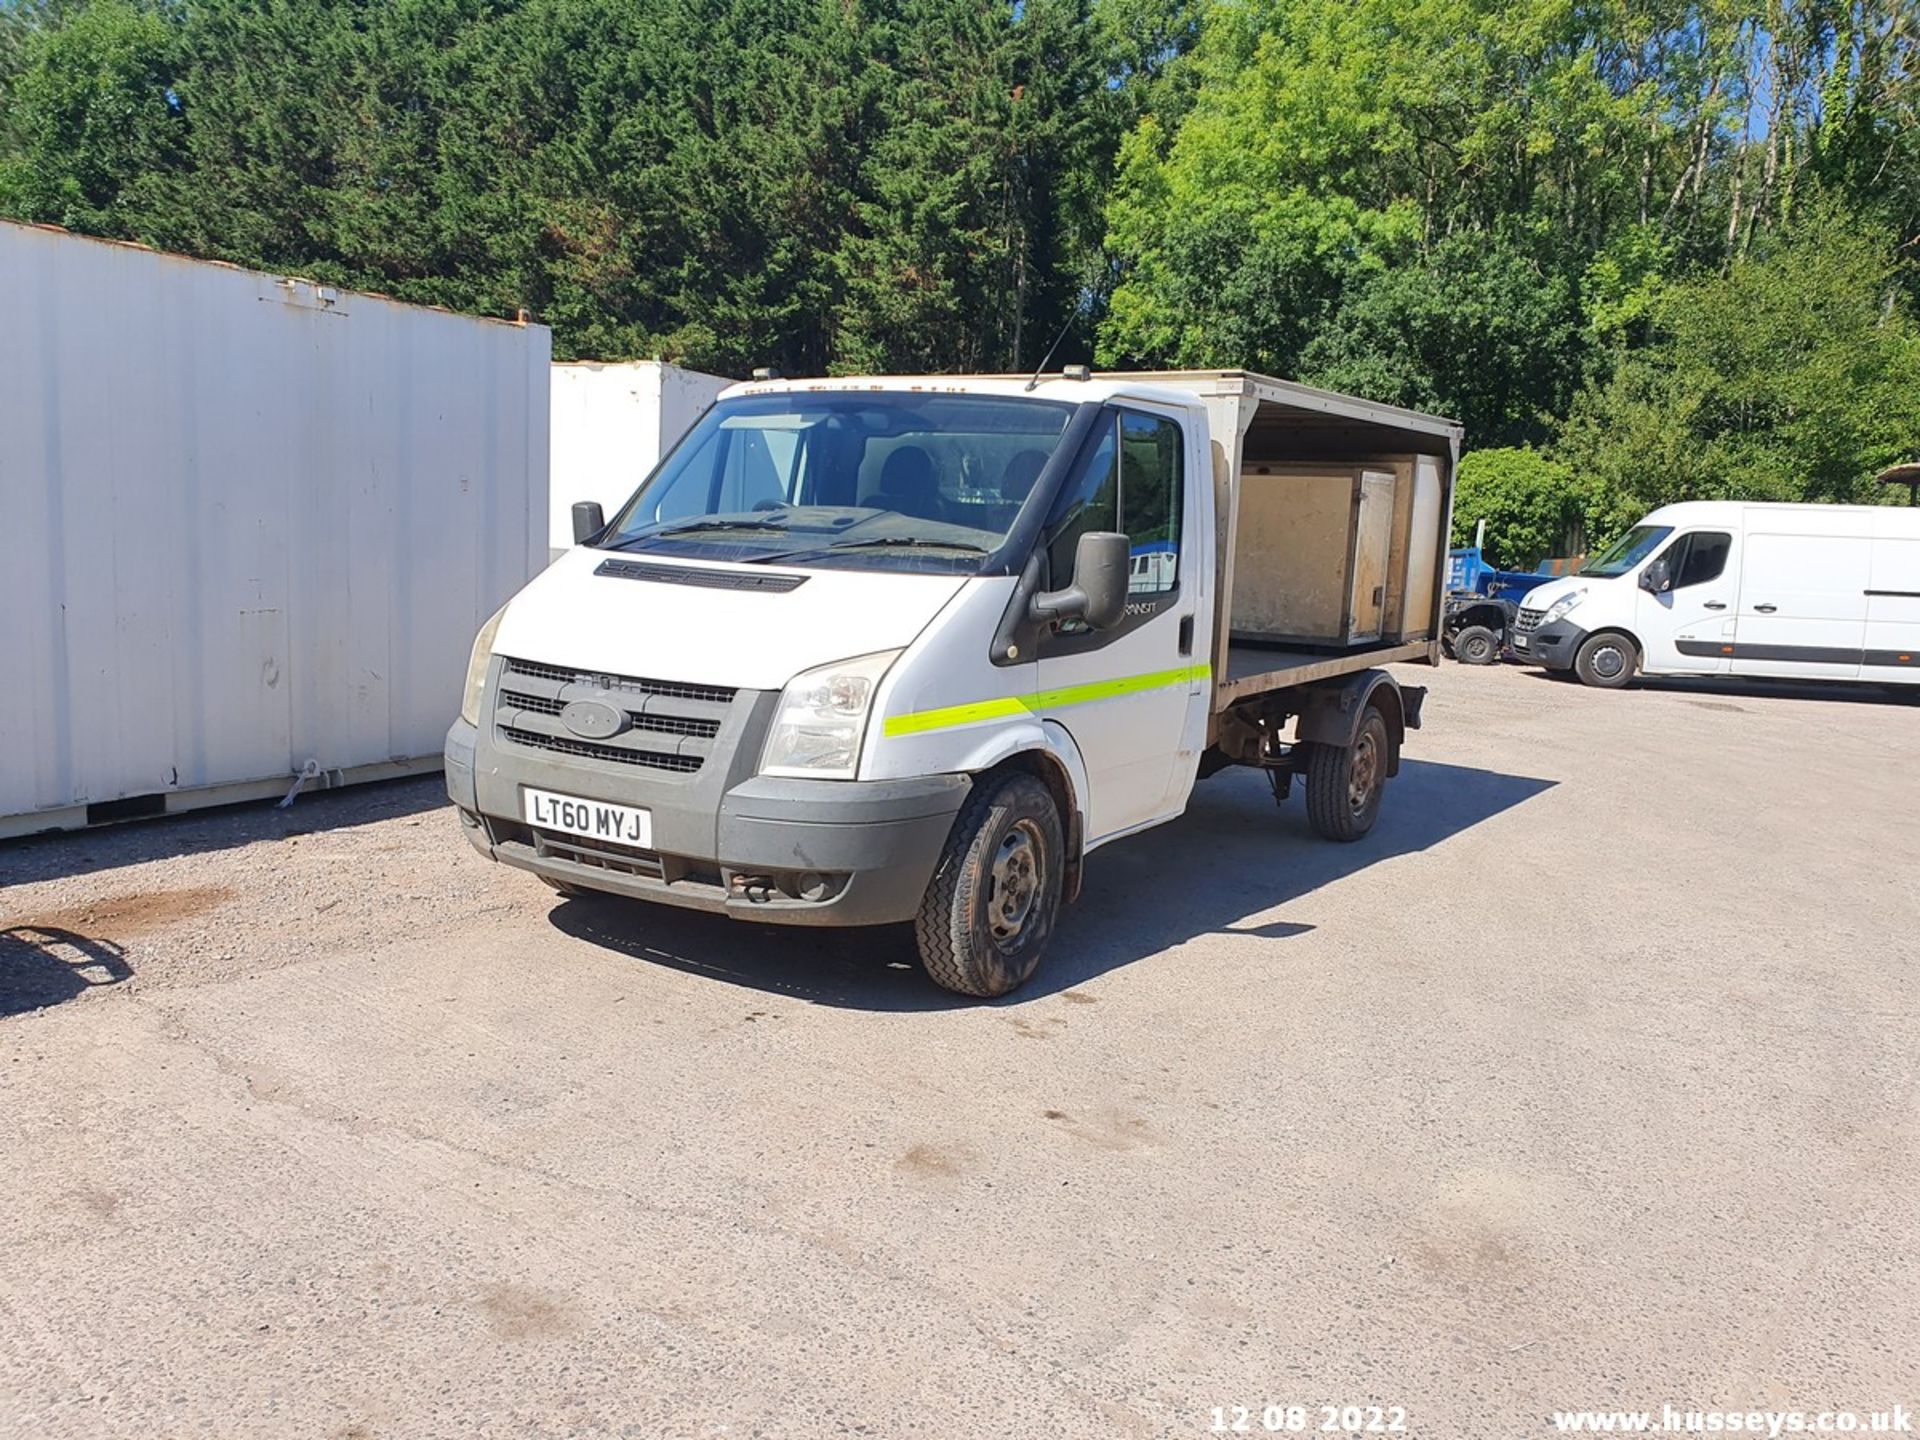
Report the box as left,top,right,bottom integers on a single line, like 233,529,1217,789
1591,644,1626,679
987,819,1045,949
1464,635,1490,661
1348,729,1380,814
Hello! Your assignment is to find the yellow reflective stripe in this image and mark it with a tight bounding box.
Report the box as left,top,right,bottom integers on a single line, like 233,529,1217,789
883,695,1031,737
882,663,1211,738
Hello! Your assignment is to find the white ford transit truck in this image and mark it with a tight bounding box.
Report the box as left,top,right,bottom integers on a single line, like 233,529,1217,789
446,370,1460,996
1511,500,1920,690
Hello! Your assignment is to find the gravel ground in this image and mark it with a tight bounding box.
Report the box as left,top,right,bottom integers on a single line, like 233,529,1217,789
1,662,1916,1439
1,778,519,1006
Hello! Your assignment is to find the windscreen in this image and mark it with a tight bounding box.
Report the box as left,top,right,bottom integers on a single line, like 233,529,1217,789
599,392,1076,572
1581,525,1674,578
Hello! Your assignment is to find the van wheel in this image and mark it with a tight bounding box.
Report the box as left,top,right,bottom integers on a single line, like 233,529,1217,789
1305,706,1389,842
539,876,585,898
915,773,1064,998
1452,625,1499,665
1574,632,1637,689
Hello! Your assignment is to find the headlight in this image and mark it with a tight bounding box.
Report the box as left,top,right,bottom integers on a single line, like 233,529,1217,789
459,605,508,726
1544,590,1585,624
760,649,903,780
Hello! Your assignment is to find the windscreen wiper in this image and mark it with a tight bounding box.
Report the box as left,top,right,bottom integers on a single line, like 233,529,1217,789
822,536,988,554
609,518,791,549
742,534,992,565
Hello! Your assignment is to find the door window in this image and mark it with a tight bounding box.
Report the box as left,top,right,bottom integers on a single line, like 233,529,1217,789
1671,531,1732,588
1046,410,1183,597
1120,413,1182,595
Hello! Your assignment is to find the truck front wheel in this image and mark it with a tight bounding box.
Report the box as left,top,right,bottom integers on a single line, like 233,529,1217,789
1573,632,1637,689
1304,706,1390,842
915,772,1064,998
1451,624,1500,665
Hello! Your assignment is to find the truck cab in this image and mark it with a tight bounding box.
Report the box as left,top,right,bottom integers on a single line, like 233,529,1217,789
447,372,1460,996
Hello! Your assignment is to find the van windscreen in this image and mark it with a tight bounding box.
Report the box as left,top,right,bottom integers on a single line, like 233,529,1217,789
599,392,1076,573
1581,525,1674,578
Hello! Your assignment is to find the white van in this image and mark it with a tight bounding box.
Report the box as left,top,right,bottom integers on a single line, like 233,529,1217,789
1511,500,1920,689
447,370,1460,996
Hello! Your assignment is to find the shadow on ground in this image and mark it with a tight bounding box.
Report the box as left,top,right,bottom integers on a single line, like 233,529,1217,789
0,926,133,1017
549,757,1557,1010
0,776,447,886
1515,666,1919,707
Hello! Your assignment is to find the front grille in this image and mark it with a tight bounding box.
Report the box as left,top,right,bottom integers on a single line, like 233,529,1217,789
1515,608,1544,633
625,712,720,739
498,689,718,739
494,657,735,776
499,688,565,716
502,658,734,707
498,726,704,773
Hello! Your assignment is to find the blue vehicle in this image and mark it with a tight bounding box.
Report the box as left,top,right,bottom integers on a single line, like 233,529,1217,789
1443,541,1558,665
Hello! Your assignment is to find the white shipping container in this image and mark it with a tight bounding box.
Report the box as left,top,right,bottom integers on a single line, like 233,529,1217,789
0,220,551,836
548,360,728,556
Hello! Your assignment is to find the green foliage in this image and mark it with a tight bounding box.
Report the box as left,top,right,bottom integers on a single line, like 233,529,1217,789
831,0,1116,373
1452,447,1590,569
1096,0,1711,401
0,0,1914,537
0,0,1137,373
1100,0,1920,450
0,0,185,235
1557,204,1920,538
1298,233,1587,447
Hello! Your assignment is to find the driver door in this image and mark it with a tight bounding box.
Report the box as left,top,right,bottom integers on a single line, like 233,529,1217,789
1036,405,1210,842
1637,529,1738,674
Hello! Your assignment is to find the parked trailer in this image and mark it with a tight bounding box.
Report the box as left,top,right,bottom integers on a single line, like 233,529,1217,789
1443,544,1558,664
0,220,551,837
447,368,1458,996
548,360,728,560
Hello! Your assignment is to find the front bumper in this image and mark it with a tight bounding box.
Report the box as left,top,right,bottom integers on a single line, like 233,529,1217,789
446,718,967,926
1508,617,1587,670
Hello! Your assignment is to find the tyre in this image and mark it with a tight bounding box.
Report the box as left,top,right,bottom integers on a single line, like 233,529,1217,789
1452,624,1500,666
1573,632,1637,689
915,772,1064,998
539,875,585,898
1304,705,1390,843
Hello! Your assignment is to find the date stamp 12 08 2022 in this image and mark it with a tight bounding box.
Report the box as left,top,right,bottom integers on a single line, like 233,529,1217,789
1210,1405,1410,1435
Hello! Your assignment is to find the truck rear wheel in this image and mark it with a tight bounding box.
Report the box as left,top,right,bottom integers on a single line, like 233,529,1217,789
1304,706,1389,842
915,772,1064,998
1451,624,1500,665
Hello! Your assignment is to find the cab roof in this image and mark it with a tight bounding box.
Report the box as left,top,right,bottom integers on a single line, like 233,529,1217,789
720,369,1463,447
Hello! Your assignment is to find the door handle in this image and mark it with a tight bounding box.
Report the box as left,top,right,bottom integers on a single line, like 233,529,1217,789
1703,601,1726,610
1753,603,1777,613
1178,614,1195,656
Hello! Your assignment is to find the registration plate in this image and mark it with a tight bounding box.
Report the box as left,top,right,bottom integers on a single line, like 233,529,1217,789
522,787,652,848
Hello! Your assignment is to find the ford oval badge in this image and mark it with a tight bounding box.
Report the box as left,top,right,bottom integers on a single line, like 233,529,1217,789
560,698,628,740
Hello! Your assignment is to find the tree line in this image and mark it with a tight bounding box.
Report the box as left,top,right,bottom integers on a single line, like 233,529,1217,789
3,0,1916,560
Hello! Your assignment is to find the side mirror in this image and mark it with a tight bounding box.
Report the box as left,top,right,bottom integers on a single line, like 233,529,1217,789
1639,557,1672,594
572,501,606,545
1032,531,1130,631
